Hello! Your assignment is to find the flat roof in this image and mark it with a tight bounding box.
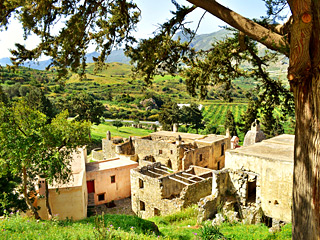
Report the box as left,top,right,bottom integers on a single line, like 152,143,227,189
86,158,138,172
196,134,228,143
150,131,227,143
150,131,205,140
228,134,294,162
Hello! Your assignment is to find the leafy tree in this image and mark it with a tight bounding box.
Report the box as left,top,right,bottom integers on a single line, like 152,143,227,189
24,87,57,121
2,0,320,237
0,101,90,219
0,164,27,216
0,85,9,105
70,92,105,125
181,103,204,133
158,101,181,131
112,120,123,129
224,110,237,137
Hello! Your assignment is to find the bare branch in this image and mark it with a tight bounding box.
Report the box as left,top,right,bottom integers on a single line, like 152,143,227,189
187,0,289,56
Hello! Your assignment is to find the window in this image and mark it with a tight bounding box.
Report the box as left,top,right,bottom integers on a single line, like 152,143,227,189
139,179,144,189
98,193,105,201
221,143,225,156
199,154,203,161
140,201,145,211
217,161,220,170
159,150,162,154
154,208,160,216
111,175,116,183
170,150,173,154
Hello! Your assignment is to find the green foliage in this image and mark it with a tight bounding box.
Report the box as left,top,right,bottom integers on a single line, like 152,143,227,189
112,120,123,129
158,101,181,131
0,168,27,216
69,92,105,125
224,110,237,136
0,206,292,240
200,223,228,240
0,100,90,217
180,103,204,133
24,87,57,121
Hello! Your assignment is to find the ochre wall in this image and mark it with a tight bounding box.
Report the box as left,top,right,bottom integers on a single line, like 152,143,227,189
86,163,138,205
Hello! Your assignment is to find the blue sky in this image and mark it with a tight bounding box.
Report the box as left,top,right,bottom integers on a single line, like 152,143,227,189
0,0,286,58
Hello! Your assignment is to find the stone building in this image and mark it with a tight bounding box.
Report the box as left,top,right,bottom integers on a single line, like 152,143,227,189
198,134,294,225
226,134,294,223
131,162,213,218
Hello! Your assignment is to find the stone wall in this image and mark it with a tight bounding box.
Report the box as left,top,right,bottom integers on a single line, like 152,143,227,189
131,163,213,219
134,138,181,170
102,138,135,159
197,169,261,224
225,151,293,222
92,148,104,161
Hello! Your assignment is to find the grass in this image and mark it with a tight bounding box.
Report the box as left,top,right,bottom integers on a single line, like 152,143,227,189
91,122,153,141
0,207,292,240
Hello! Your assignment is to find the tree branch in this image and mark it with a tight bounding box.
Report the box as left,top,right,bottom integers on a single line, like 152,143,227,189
187,0,289,56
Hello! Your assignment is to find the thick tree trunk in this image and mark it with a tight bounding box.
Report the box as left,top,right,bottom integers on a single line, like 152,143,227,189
22,167,41,219
288,1,320,239
292,74,320,239
45,180,53,220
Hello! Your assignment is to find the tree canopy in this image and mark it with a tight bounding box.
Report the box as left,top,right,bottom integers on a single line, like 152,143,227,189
0,100,90,218
1,0,320,238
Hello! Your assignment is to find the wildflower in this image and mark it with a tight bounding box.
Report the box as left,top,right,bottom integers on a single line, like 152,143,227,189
93,227,95,229
110,224,113,227
10,212,13,215
130,226,134,229
27,220,30,222
188,225,191,228
118,227,120,229
193,232,198,236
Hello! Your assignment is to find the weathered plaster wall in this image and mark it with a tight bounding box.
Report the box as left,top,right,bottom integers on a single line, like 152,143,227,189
102,138,135,159
38,170,87,220
86,162,138,205
225,151,293,222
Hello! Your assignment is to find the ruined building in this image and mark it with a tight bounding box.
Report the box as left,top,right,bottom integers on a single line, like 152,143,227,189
102,131,230,171
198,134,294,226
131,162,213,218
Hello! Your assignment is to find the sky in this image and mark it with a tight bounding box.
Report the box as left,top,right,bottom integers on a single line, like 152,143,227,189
0,0,289,59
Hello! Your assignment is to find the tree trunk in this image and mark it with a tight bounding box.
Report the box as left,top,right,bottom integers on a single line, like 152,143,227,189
288,1,320,239
22,167,41,219
45,180,53,220
291,73,320,239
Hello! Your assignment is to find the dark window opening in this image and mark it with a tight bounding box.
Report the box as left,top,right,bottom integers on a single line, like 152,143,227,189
159,150,162,154
139,179,144,189
170,150,173,154
111,175,116,183
247,180,257,203
199,154,203,161
167,160,172,169
217,161,220,170
262,215,273,228
221,143,225,156
154,208,160,216
98,193,105,201
140,201,145,211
